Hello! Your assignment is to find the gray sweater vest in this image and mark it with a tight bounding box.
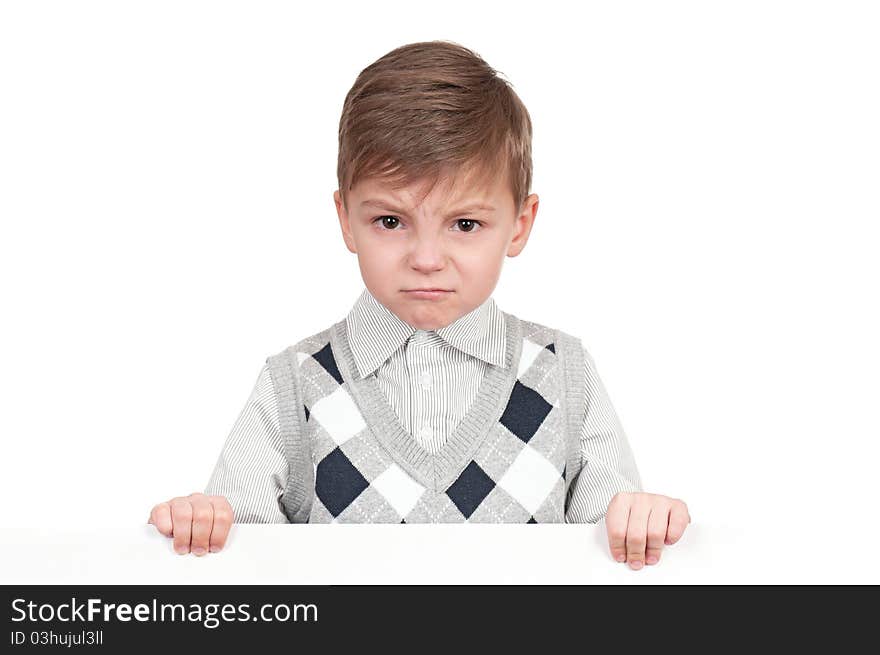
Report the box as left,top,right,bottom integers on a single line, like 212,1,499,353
265,312,586,523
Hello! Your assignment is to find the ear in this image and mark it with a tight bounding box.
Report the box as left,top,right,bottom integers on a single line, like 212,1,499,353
507,193,539,257
334,189,358,254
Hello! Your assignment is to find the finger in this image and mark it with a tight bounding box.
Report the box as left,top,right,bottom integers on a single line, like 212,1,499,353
605,493,632,563
170,497,193,555
188,493,214,557
625,499,651,569
208,496,234,553
645,504,671,565
665,500,690,545
150,503,174,537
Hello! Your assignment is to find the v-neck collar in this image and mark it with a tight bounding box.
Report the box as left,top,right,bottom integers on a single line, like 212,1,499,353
329,311,523,492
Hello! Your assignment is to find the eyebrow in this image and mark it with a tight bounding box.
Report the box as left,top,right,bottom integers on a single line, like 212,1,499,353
360,198,496,215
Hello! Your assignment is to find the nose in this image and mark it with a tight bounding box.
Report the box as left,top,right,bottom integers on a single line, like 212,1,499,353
407,233,446,273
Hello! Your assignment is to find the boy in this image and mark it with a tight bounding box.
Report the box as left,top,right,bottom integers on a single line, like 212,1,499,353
148,40,690,571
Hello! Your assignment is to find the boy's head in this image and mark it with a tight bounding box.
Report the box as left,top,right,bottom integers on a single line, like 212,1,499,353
333,41,539,331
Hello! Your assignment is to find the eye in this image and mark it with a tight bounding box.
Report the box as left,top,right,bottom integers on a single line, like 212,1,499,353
373,215,402,230
453,218,482,233
371,216,483,232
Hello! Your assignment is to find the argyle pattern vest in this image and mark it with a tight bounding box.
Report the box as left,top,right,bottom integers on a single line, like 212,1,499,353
265,312,587,523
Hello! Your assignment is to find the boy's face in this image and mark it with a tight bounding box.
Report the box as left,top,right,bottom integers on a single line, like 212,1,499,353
334,167,539,331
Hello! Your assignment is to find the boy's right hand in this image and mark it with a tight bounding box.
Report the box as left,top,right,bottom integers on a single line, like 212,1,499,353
148,493,234,556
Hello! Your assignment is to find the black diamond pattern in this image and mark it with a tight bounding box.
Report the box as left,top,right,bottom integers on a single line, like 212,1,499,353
312,343,343,385
304,404,310,422
499,380,553,443
546,342,556,354
527,516,537,523
315,447,369,517
446,461,496,519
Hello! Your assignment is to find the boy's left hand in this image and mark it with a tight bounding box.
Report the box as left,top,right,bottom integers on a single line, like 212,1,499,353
605,492,691,570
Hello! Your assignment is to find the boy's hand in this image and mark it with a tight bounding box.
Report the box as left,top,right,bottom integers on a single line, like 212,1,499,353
148,493,234,556
605,492,690,570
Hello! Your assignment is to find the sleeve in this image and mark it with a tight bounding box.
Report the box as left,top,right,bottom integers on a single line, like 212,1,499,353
204,363,290,523
565,347,643,523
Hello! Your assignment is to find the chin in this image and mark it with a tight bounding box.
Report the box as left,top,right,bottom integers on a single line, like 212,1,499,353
403,308,451,331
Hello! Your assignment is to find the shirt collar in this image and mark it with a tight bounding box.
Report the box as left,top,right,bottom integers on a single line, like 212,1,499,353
345,287,507,379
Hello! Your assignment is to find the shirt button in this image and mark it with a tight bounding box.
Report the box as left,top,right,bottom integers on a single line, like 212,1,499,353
418,424,433,441
419,371,432,390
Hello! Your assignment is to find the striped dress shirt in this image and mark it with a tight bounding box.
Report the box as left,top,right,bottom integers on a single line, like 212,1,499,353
205,288,643,522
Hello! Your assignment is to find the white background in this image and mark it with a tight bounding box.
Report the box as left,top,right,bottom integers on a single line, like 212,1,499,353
1,0,877,564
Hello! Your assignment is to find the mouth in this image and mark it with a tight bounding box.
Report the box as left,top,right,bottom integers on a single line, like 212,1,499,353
402,289,453,299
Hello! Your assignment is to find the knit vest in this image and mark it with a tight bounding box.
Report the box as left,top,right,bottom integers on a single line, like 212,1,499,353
265,312,586,523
